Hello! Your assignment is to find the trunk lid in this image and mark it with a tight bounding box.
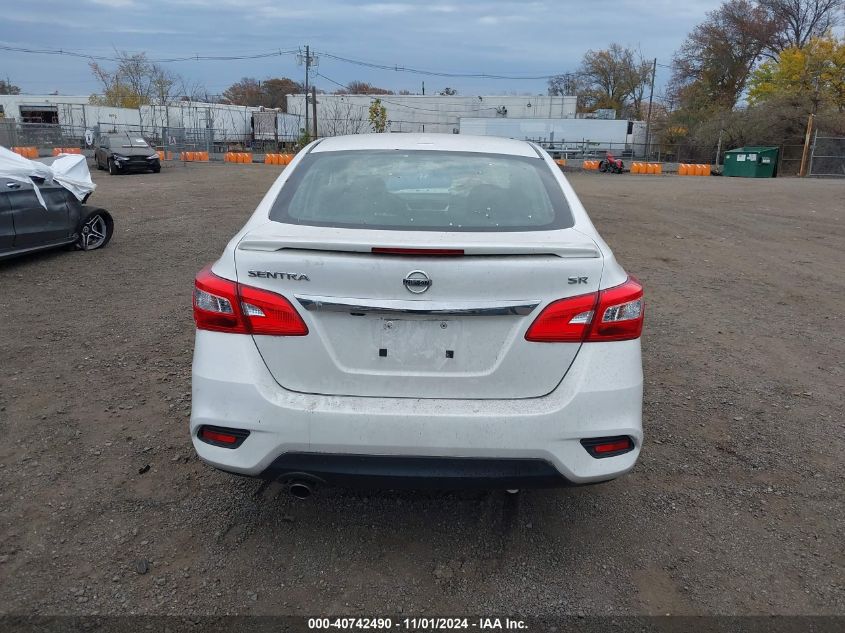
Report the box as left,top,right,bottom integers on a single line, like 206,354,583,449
235,223,603,399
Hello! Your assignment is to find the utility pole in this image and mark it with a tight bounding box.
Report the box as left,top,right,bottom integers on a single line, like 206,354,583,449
715,128,723,167
298,45,318,140
799,112,815,177
644,58,657,160
311,86,318,139
303,45,310,139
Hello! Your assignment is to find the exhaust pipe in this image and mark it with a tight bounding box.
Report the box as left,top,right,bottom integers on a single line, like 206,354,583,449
288,481,313,499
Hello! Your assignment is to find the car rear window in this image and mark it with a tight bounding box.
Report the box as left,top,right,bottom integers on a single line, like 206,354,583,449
268,150,573,232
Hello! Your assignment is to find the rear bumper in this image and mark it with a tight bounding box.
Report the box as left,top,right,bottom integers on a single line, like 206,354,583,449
260,453,575,489
190,331,643,487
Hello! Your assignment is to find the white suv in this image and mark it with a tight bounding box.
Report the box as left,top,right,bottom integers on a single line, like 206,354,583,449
191,134,643,494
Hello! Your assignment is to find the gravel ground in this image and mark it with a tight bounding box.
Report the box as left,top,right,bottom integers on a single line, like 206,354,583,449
0,162,842,616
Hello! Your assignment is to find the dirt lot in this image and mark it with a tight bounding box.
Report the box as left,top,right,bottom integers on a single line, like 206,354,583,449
0,162,842,617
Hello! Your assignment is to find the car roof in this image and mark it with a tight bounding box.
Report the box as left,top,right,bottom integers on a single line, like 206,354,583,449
311,133,541,158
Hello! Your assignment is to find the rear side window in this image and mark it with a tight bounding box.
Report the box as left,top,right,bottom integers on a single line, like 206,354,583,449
269,150,573,232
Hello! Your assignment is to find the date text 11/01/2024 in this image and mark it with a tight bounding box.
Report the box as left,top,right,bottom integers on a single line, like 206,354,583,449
307,618,528,630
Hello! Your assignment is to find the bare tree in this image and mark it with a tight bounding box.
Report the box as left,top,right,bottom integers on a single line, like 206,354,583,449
758,0,845,53
568,44,653,117
547,72,590,111
0,79,21,95
670,0,778,112
319,98,369,137
90,50,179,107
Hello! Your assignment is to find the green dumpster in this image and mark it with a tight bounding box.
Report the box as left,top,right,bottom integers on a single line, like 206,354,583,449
722,146,779,178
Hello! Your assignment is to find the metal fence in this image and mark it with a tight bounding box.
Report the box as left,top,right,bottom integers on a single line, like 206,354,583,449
0,120,83,149
777,144,805,177
809,135,845,177
3,115,843,176
529,140,720,164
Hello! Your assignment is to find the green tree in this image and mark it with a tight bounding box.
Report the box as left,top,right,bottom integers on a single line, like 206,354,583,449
749,34,845,111
368,98,387,132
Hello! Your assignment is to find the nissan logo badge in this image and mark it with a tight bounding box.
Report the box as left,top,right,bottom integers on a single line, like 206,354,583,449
403,270,432,294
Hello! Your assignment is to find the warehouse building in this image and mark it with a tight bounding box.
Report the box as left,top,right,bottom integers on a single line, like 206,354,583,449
285,94,578,135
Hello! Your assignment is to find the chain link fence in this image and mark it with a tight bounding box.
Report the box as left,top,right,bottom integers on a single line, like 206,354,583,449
527,140,721,165
3,115,844,176
810,135,845,177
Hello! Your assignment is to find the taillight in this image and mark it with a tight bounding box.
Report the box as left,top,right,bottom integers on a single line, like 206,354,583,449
586,277,643,342
524,292,598,342
525,277,643,343
193,265,308,336
238,284,309,336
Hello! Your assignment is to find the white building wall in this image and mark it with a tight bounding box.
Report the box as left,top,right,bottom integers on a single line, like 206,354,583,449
0,95,261,142
286,94,577,136
459,118,645,155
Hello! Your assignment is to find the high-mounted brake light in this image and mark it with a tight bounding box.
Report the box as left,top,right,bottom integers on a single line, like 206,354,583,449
193,265,308,336
372,247,465,256
525,277,643,343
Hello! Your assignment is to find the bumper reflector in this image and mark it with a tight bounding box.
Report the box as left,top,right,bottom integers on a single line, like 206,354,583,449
198,425,250,448
580,436,634,458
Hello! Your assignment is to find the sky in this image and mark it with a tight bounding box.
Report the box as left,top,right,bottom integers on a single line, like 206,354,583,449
0,0,726,98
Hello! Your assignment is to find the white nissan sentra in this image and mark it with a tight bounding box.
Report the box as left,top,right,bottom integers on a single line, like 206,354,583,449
191,133,643,495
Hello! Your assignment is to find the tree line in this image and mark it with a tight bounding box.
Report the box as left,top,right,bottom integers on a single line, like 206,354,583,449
82,56,454,113
547,0,844,152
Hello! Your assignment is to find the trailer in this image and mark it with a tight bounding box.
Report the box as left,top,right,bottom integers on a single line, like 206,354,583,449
459,117,647,158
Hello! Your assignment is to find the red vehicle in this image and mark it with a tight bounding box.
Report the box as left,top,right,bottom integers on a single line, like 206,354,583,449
599,151,624,174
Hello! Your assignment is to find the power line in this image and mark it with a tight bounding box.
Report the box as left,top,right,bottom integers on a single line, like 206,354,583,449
315,50,565,80
0,44,300,63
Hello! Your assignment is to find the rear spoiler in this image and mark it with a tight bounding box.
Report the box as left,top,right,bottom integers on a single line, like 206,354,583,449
237,238,600,259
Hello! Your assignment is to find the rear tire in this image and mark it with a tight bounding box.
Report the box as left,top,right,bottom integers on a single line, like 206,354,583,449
75,207,114,251
599,161,608,173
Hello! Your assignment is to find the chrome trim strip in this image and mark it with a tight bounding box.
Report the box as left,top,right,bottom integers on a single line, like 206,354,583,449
295,295,540,316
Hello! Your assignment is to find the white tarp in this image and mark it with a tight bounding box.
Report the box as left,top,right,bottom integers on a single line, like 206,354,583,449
0,146,96,208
